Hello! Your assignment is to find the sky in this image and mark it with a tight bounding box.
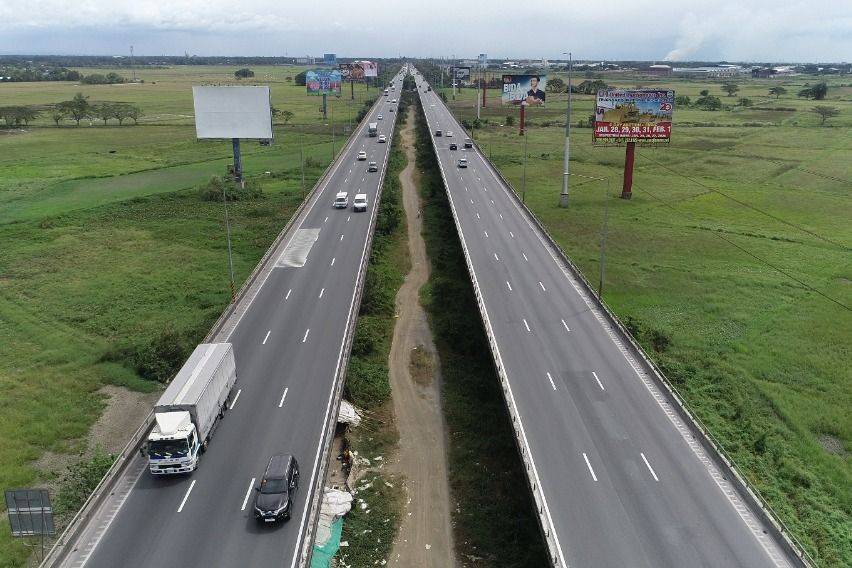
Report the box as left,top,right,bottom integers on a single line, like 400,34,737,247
1,0,850,62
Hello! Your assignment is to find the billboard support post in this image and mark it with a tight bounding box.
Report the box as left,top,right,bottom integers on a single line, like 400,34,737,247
224,143,238,301
476,68,481,120
560,52,573,208
622,142,635,199
483,69,487,108
232,138,243,182
519,102,526,136
322,93,328,120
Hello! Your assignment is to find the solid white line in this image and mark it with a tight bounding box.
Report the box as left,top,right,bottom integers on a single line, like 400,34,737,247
538,281,546,292
494,253,499,261
523,319,531,332
583,453,599,482
509,231,515,238
506,281,513,292
546,372,557,390
229,388,242,410
240,478,255,511
592,371,605,391
331,257,336,266
278,388,289,408
177,480,196,513
285,289,292,300
641,453,660,481
561,319,571,332
319,288,325,298
302,329,310,343
522,252,528,262
262,330,271,345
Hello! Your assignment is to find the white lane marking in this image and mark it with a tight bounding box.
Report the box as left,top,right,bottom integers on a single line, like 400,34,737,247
240,478,255,511
262,330,271,345
583,453,599,482
484,231,489,238
302,329,310,343
278,388,289,408
324,216,328,223
522,252,528,262
546,372,557,390
641,453,660,481
470,199,474,204
340,234,344,241
592,371,605,391
331,257,336,266
319,288,325,298
506,281,513,292
348,168,352,174
494,253,499,261
484,186,488,192
538,281,546,292
285,289,292,301
476,212,481,219
464,186,468,192
177,480,196,513
491,199,495,205
229,388,242,410
347,215,351,222
344,178,348,183
509,231,515,238
523,319,531,332
561,319,571,332
499,213,504,220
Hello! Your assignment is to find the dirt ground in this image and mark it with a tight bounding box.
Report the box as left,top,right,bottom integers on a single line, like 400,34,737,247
387,110,456,567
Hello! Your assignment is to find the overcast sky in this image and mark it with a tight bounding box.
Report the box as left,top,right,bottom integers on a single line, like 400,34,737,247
1,0,850,62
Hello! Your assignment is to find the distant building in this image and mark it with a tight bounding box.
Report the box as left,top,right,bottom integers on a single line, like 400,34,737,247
295,57,315,65
673,66,742,78
646,64,672,76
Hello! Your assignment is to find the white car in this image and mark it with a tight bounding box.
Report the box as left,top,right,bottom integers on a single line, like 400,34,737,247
377,114,383,120
357,151,367,161
378,135,387,143
333,192,349,208
446,131,453,137
353,193,368,212
457,158,468,168
391,99,397,103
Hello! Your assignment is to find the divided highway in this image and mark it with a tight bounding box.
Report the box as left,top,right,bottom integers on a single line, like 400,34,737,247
53,72,405,568
413,70,800,568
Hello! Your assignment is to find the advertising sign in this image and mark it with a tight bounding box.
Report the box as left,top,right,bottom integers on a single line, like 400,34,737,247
323,53,337,65
359,60,378,77
306,69,342,95
593,89,674,145
192,86,273,140
501,74,548,105
339,62,368,80
454,67,471,80
479,53,488,67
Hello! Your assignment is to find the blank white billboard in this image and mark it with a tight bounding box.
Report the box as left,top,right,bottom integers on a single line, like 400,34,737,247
192,86,273,139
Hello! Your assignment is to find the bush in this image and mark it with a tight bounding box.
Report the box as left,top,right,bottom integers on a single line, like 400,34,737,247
345,358,392,408
197,176,262,202
55,448,116,516
505,115,515,126
132,326,192,383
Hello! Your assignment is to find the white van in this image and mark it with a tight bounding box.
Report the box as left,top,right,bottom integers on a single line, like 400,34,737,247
353,194,368,212
333,192,349,208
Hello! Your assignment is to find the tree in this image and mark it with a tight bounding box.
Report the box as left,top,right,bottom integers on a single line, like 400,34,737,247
546,77,565,93
127,105,142,125
279,109,294,125
768,86,787,99
505,115,515,126
51,105,66,126
811,106,840,125
64,93,91,126
112,103,135,125
696,94,722,110
17,106,39,126
721,83,739,97
798,82,828,100
294,71,307,86
699,89,710,96
738,97,753,107
234,68,255,79
93,103,115,125
675,95,691,107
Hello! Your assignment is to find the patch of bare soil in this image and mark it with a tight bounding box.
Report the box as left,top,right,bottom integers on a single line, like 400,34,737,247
387,111,456,567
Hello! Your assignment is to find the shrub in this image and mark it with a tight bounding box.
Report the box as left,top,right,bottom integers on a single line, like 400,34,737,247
55,448,116,516
197,176,262,202
132,326,192,383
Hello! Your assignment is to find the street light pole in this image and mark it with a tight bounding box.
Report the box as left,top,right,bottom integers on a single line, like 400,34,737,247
560,52,573,208
221,181,236,301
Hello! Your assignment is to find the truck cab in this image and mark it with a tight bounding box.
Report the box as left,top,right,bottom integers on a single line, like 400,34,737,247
147,411,200,475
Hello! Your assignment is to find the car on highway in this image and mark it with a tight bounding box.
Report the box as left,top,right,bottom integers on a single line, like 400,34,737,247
357,151,367,161
434,129,442,137
378,134,387,143
391,99,397,103
367,161,378,172
254,454,299,523
353,193,368,212
458,157,468,168
377,114,383,120
449,143,457,150
333,192,349,208
446,131,453,137
464,138,473,148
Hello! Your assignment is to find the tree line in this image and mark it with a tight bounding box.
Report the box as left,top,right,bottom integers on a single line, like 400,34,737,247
0,93,143,127
0,65,129,84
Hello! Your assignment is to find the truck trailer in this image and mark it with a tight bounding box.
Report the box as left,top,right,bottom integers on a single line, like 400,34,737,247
145,343,237,475
368,122,378,137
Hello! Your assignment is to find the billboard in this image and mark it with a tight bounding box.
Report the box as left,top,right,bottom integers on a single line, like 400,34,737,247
306,69,342,95
593,89,674,145
359,60,378,77
192,86,273,140
501,74,547,105
454,67,471,80
323,53,337,65
479,53,488,67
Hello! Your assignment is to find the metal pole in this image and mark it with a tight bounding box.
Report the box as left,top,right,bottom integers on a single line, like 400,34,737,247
560,52,572,208
300,133,306,199
599,178,610,298
322,93,327,120
522,128,528,202
476,65,481,120
232,138,243,182
222,175,236,302
331,100,335,160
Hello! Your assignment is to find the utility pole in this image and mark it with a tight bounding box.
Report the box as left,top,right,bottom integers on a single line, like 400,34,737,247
221,172,236,301
521,128,529,202
300,133,306,199
330,100,335,160
476,65,481,120
559,52,573,208
130,46,136,83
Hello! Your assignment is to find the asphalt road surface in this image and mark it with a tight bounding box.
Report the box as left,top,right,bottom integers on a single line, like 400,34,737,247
413,70,796,568
67,72,405,568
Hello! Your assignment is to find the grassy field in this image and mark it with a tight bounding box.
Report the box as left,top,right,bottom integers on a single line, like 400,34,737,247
435,71,851,565
0,64,388,567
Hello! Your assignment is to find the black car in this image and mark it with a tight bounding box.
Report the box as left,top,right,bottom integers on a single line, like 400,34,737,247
254,454,299,522
449,143,457,150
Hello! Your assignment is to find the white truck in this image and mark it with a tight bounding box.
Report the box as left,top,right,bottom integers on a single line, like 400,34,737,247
368,122,378,137
145,343,237,475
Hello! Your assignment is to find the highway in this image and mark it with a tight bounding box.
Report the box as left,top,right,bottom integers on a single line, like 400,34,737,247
413,70,798,568
58,71,405,568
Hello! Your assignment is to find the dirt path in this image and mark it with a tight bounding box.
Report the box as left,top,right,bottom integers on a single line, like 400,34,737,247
388,110,456,567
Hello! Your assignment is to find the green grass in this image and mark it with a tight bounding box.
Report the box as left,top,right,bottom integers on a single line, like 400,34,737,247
414,94,549,567
438,73,851,566
0,64,394,567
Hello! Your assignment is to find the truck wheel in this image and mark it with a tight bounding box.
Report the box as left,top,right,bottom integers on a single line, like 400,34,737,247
201,440,208,454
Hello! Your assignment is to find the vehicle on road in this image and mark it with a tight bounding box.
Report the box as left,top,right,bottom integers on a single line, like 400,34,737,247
449,143,457,150
446,131,453,137
353,193,368,212
367,161,378,172
334,191,349,208
464,138,473,148
368,123,378,137
378,134,387,143
435,129,442,137
458,157,468,168
383,89,389,96
377,114,383,120
391,98,397,103
254,454,300,523
357,150,367,160
145,343,237,475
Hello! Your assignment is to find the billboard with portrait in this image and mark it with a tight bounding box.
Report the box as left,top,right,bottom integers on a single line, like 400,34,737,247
306,69,342,95
593,89,674,145
359,60,378,77
501,74,547,105
454,67,471,80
